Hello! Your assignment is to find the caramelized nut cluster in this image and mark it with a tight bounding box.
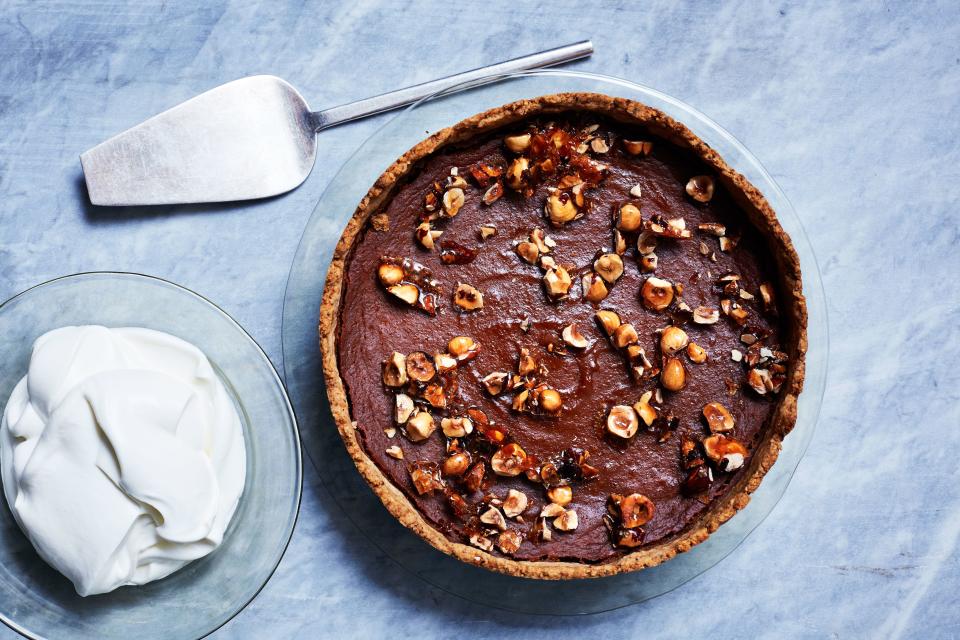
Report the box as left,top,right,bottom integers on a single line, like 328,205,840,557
377,256,442,315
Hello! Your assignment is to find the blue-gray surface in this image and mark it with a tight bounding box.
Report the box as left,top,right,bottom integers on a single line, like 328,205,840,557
1,1,959,638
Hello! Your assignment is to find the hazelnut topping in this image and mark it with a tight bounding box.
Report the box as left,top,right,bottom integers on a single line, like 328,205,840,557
385,445,404,460
595,310,622,335
661,357,686,392
606,405,639,439
659,326,689,356
561,323,590,349
481,371,509,396
383,352,408,387
545,192,578,226
442,187,465,217
703,402,735,433
502,489,528,518
617,203,642,232
633,391,658,427
442,451,471,476
506,157,529,191
480,507,507,531
693,306,720,324
703,434,749,472
377,263,404,286
405,351,436,382
582,272,609,303
448,336,479,361
453,283,484,311
612,323,639,349
594,253,624,283
497,530,523,554
543,265,573,299
619,493,655,528
405,410,436,442
394,393,414,424
641,277,674,312
547,485,573,506
491,443,528,477
441,416,474,438
553,509,579,531
504,133,531,153
687,342,707,363
622,139,654,156
685,175,715,202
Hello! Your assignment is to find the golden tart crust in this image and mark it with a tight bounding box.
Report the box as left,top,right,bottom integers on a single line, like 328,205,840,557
319,93,807,579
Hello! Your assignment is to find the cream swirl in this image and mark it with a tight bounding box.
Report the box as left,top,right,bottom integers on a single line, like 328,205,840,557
0,326,246,596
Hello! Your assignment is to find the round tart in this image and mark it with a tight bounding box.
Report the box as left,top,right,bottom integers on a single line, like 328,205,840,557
320,93,806,578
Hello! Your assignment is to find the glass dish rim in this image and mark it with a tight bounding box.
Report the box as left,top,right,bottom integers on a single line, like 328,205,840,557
0,270,304,640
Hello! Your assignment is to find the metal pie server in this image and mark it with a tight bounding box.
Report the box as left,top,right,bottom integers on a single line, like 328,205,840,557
80,41,592,206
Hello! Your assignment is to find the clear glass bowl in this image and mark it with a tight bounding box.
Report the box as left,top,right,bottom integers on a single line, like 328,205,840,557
283,70,828,614
0,272,302,639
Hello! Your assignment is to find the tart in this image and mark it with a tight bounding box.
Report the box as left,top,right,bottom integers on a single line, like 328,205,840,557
320,93,806,578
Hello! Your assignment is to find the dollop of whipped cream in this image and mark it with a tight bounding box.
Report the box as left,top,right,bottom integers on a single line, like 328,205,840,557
1,326,246,596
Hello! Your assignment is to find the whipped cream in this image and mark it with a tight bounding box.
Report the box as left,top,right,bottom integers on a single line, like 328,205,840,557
1,326,246,596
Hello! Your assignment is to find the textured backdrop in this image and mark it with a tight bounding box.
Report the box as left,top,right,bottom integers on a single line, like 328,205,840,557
1,1,958,637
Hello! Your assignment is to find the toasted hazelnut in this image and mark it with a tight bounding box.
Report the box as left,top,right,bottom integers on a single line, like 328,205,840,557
633,390,658,427
415,222,442,250
422,382,446,409
443,451,472,477
383,352,407,387
589,137,610,154
613,229,627,255
394,393,414,423
448,336,479,360
719,235,739,252
434,353,457,374
516,241,540,264
693,306,720,324
582,272,609,303
506,157,529,190
385,445,404,460
637,231,658,255
481,371,509,396
595,310,622,335
703,402,735,433
540,503,566,519
504,133,531,153
660,326,689,356
746,367,770,395
640,253,658,273
479,506,507,531
641,277,674,312
547,485,573,506
479,224,498,239
406,410,436,442
553,509,579,531
441,416,474,438
623,139,654,156
453,282,484,311
543,265,573,299
661,356,686,391
496,529,523,554
545,192,578,226
606,405,639,439
687,342,707,363
468,532,493,551
502,489,528,518
629,184,643,198
387,283,420,306
619,493,655,528
698,222,726,237
703,434,748,472
405,351,436,382
377,262,404,286
491,443,527,476
517,348,537,376
731,349,743,362
562,323,589,349
530,228,555,253
538,387,563,414
594,253,624,283
481,181,504,205
617,203,642,232
442,187,465,217
512,389,530,412
685,175,715,202
539,255,557,270
612,323,639,349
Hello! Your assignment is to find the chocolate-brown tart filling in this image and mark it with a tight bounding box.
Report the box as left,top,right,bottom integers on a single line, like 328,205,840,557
320,93,806,578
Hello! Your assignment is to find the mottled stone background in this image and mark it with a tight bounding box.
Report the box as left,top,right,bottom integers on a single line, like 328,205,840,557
1,0,958,637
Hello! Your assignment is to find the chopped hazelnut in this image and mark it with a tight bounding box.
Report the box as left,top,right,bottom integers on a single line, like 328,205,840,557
590,137,610,153
562,323,590,349
482,180,504,205
622,139,654,156
505,157,529,191
491,443,528,476
516,241,540,264
612,323,639,349
502,489,528,518
686,175,715,202
415,222,442,250
382,352,407,387
441,416,474,438
469,533,493,551
595,310,622,335
537,387,563,414
545,192,578,226
423,382,446,409
637,231,658,255
613,229,627,255
434,353,457,374
481,371,509,396
405,351,436,382
661,356,686,391
517,348,537,376
442,187,465,217
512,389,530,412
759,282,776,312
442,451,471,476
394,393,414,423
687,342,707,363
620,493,655,528
640,253,658,272
410,462,444,495
630,184,643,198
448,336,479,361
594,253,624,283
617,203,642,232
606,405,639,439
719,235,739,252
703,434,748,472
703,402,735,433
453,282,484,311
385,445,404,460
540,503,566,519
660,326,689,356
530,228,555,253
553,509,579,531
479,224,497,239
496,530,523,554
731,349,743,362
582,272,609,303
479,506,507,531
504,133,531,153
641,277,675,312
387,283,420,306
377,262,405,286
406,410,436,442
698,222,726,237
547,485,573,506
633,390,658,427
693,306,720,324
543,265,573,299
